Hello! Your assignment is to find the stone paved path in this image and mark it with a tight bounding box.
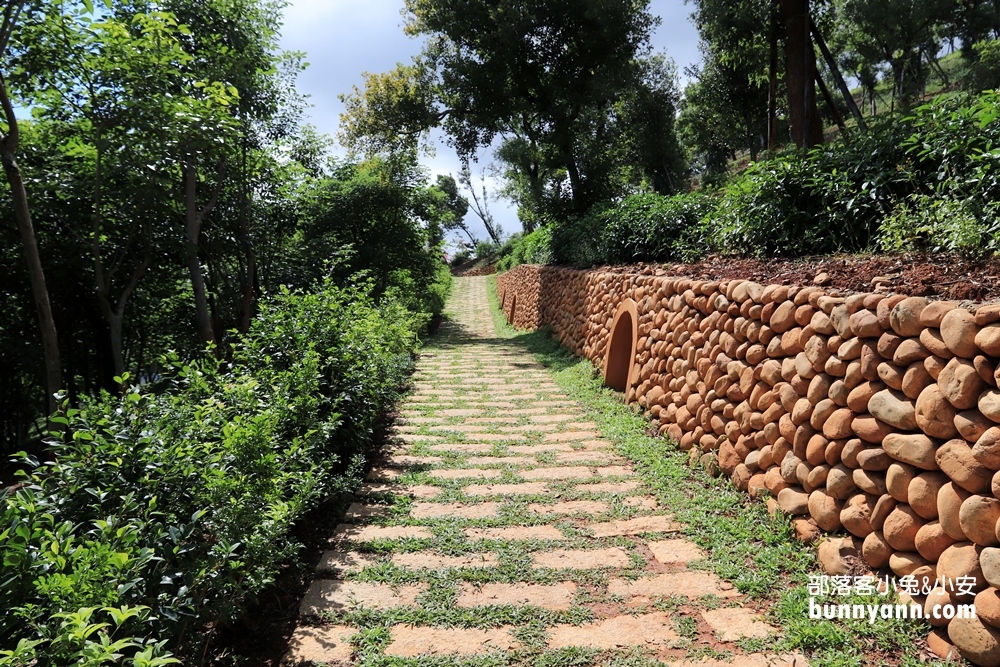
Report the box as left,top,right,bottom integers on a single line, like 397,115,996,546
284,277,806,666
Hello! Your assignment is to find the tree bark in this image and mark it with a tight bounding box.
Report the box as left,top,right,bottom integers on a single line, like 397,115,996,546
184,158,223,348
0,75,62,414
778,0,823,148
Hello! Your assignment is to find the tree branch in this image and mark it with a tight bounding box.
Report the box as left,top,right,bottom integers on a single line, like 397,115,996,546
0,73,19,152
0,0,25,57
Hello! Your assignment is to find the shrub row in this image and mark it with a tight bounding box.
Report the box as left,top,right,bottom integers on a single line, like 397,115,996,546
0,280,422,665
500,90,1000,269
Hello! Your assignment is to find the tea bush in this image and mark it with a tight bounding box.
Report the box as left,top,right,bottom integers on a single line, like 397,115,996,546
599,192,714,263
496,90,1000,270
496,227,554,271
0,280,421,664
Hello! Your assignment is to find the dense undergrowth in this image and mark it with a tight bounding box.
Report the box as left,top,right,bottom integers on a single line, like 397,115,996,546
498,89,1000,269
0,280,425,665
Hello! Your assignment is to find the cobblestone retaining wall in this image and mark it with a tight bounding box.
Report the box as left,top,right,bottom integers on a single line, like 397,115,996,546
496,263,1000,665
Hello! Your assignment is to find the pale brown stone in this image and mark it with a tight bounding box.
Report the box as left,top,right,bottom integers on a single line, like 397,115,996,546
908,472,947,520
385,626,518,657
544,431,598,442
464,482,550,496
387,455,442,467
391,552,499,570
938,358,986,410
818,536,860,575
949,615,1000,666
648,539,707,564
527,500,610,515
532,547,631,569
777,488,810,514
356,481,438,498
891,297,928,336
365,468,401,482
977,587,1000,630
960,495,1000,546
957,410,995,442
589,515,682,537
552,451,616,465
925,585,958,627
427,443,495,454
299,580,426,615
506,444,575,454
939,482,973,541
410,502,499,519
466,525,565,541
977,324,1000,356
983,390,1000,423
596,465,634,477
927,628,962,661
316,551,381,575
883,505,924,552
883,433,939,471
937,439,992,493
607,572,739,599
982,547,1000,588
937,543,987,595
546,613,681,650
852,415,894,444
520,466,594,481
809,489,844,532
702,608,776,642
580,481,643,494
868,389,917,430
456,582,576,610
465,456,533,466
974,427,1000,470
915,385,959,439
887,463,916,502
889,551,931,577
941,308,981,358
284,625,354,664
428,468,504,480
330,524,433,543
862,531,892,568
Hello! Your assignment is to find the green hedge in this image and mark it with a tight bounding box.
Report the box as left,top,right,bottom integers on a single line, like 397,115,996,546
504,89,1000,270
0,280,421,665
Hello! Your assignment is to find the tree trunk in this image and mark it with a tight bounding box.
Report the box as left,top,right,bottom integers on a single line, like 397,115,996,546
0,76,62,414
778,0,823,148
184,159,221,347
238,143,256,334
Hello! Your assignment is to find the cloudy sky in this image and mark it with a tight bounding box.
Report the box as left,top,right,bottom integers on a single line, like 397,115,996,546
279,1,702,245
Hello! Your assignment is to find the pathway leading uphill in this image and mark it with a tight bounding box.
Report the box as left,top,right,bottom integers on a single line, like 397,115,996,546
284,276,806,666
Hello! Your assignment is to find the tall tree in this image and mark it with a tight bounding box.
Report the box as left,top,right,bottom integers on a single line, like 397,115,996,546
838,0,953,109
10,5,213,375
340,0,684,225
779,0,824,147
0,0,62,413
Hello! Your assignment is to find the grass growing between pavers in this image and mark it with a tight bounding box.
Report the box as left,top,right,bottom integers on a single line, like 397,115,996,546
485,277,944,667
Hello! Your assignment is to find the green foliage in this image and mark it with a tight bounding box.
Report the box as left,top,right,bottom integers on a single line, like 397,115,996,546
0,281,421,661
968,38,1000,91
511,90,1000,266
341,0,687,225
280,156,453,321
877,195,999,256
599,193,714,264
496,228,554,271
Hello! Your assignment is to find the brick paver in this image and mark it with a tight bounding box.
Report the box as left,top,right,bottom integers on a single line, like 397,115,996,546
283,276,804,666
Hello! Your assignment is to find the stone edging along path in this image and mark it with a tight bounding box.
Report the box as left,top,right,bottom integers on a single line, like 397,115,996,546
496,263,1000,666
281,276,806,666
